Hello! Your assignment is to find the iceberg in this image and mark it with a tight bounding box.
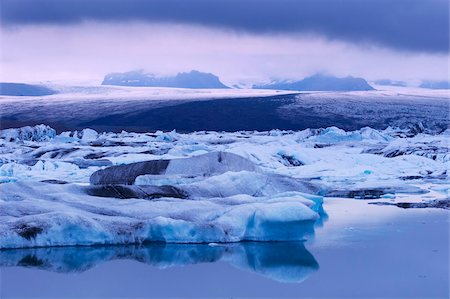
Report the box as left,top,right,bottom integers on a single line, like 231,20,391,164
90,151,258,185
0,124,56,142
0,181,321,248
61,128,99,141
0,124,447,249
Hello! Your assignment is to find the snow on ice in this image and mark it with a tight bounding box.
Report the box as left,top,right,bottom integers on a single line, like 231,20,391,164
0,124,448,248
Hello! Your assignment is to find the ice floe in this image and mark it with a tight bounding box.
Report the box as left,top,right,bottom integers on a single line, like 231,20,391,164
0,124,448,248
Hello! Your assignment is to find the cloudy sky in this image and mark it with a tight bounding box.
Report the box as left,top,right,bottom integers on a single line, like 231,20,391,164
1,0,449,85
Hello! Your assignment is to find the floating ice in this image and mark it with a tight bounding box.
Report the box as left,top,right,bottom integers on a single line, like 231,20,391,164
0,124,56,142
90,151,258,185
0,124,447,248
0,181,321,248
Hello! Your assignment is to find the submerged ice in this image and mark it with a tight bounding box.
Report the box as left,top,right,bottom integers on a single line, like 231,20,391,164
0,124,448,248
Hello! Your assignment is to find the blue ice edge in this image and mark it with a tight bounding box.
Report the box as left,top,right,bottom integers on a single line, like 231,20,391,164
0,179,326,249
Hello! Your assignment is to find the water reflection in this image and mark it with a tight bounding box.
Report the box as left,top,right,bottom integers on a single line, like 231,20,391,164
0,242,318,283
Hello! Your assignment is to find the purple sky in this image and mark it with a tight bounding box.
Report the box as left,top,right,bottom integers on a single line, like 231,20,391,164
1,0,449,85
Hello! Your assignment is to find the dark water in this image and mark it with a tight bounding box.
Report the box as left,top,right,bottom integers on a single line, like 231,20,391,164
1,201,449,298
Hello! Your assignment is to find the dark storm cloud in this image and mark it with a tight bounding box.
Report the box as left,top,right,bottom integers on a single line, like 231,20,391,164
2,0,449,53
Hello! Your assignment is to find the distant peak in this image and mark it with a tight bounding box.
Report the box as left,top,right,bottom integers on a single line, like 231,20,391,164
102,70,229,89
253,74,374,91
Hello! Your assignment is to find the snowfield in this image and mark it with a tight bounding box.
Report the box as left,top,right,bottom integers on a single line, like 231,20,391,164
0,124,448,248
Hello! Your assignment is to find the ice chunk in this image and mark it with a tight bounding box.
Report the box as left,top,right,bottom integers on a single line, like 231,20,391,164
359,127,393,142
0,181,322,248
376,135,450,162
59,128,99,141
0,161,85,183
305,126,392,144
0,125,56,142
80,128,99,141
307,127,362,143
90,152,258,185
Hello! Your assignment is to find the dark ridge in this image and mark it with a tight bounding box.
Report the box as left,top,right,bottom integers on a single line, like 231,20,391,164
85,185,188,199
90,160,170,185
370,199,450,210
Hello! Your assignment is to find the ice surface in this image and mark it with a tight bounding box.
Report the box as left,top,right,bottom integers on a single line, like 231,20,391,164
0,124,447,248
2,84,447,134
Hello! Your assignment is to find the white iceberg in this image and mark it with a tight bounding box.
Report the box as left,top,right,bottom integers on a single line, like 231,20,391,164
0,181,321,248
0,124,56,142
0,124,447,249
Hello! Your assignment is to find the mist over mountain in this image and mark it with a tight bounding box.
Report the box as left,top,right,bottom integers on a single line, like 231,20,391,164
419,80,450,90
374,79,406,87
102,70,229,89
253,74,374,91
0,82,56,96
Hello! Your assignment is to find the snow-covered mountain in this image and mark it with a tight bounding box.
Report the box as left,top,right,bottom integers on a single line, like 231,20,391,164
419,80,450,89
0,83,56,96
253,74,374,91
102,70,229,89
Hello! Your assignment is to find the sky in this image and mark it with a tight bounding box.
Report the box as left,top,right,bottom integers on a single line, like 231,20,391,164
1,0,449,85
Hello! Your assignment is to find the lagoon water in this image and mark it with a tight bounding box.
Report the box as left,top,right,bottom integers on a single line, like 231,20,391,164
1,198,448,298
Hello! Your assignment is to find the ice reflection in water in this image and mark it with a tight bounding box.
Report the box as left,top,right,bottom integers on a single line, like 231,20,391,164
0,242,318,283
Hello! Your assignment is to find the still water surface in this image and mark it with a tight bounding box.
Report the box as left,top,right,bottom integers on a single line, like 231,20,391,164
1,199,448,298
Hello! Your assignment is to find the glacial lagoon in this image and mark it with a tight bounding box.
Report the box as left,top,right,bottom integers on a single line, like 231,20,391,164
2,198,448,298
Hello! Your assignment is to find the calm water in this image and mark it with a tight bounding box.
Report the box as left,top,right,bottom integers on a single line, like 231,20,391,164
1,199,449,298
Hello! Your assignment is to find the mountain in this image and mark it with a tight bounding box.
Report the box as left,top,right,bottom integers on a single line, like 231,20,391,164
419,80,450,90
0,83,56,96
102,70,229,89
253,74,374,91
374,79,406,87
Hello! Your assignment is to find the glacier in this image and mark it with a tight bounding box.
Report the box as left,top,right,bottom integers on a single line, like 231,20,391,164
0,124,448,249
